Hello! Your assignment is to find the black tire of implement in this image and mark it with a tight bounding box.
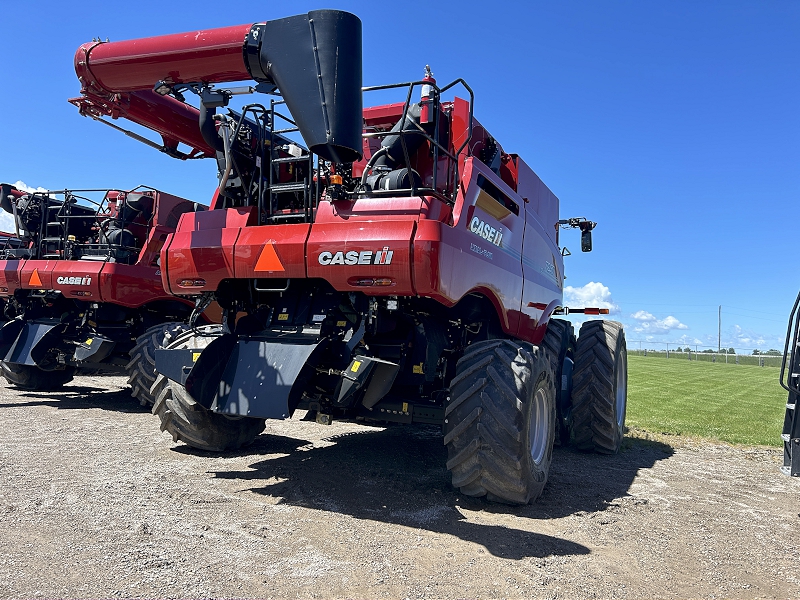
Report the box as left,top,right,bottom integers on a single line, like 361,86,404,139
0,362,75,391
570,320,628,454
127,321,190,406
542,318,576,446
150,325,266,452
444,339,556,505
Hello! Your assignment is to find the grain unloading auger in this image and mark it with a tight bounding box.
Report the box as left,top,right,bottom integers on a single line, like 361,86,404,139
71,10,628,504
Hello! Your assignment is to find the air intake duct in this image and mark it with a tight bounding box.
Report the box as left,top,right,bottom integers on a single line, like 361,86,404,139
245,10,363,163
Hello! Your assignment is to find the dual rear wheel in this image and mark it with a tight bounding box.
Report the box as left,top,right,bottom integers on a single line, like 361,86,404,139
444,319,627,505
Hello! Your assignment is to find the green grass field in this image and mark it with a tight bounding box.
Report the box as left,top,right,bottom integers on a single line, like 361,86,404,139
626,354,788,447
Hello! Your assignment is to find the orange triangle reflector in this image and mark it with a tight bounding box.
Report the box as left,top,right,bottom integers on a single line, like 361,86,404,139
29,269,42,287
254,243,285,272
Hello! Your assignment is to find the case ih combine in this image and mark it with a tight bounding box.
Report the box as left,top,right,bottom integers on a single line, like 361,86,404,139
70,9,627,504
0,183,204,402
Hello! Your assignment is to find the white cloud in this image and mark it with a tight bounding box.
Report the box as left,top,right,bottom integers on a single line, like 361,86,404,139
729,324,766,348
564,281,620,314
12,181,48,194
0,212,14,234
630,310,688,335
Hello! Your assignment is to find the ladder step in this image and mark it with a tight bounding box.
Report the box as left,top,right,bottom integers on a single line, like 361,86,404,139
273,156,309,164
270,182,307,193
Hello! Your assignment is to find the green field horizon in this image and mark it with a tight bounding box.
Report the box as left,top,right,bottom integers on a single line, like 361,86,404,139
625,354,787,447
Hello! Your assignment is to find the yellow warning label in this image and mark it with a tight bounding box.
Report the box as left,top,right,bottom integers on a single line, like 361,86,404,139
412,363,424,374
402,402,409,413
85,338,93,345
278,313,289,321
336,320,347,327
351,360,362,372
192,352,201,362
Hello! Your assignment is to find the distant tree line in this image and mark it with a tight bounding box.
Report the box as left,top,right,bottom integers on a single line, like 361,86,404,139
672,347,781,355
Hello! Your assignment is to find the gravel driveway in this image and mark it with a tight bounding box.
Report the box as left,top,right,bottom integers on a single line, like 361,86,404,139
0,375,796,598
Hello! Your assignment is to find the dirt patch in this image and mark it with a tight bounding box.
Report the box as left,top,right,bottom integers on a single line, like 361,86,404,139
0,375,797,598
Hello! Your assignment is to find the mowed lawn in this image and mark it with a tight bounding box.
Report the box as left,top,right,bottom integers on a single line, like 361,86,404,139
626,354,788,447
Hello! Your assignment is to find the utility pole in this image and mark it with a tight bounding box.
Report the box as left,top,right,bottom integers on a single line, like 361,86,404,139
718,305,721,353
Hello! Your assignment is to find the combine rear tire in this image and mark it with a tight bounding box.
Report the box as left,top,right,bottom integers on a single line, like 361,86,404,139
1,362,75,391
542,318,576,445
127,322,189,406
444,339,556,505
570,320,628,453
151,326,266,452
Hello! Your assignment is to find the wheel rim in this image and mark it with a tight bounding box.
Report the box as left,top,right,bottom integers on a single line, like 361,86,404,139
529,386,548,465
615,351,627,429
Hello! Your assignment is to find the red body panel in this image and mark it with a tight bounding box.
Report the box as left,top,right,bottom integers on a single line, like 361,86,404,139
0,260,22,293
98,264,166,307
412,158,525,334
307,221,416,296
234,224,309,280
163,207,255,295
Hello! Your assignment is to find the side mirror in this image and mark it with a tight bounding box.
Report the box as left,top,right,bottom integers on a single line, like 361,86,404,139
581,228,592,252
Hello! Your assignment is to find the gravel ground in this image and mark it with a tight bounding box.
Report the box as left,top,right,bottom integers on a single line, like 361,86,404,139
0,375,797,599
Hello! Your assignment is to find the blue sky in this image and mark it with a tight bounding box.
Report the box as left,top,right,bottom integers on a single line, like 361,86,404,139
1,1,797,352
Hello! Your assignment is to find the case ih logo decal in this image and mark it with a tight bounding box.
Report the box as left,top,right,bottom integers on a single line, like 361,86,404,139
318,247,394,266
469,216,503,247
56,276,92,286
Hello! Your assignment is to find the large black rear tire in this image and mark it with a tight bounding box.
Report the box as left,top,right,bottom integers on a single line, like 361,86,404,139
444,339,556,505
570,320,628,453
542,318,576,445
1,362,75,391
151,326,266,452
127,321,189,406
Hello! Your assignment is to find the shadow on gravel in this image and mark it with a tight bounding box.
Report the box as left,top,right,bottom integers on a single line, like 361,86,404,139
199,425,673,558
0,386,146,413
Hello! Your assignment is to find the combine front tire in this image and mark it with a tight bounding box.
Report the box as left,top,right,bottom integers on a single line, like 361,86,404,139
444,339,556,505
1,362,75,391
151,326,266,452
127,322,189,406
570,320,628,453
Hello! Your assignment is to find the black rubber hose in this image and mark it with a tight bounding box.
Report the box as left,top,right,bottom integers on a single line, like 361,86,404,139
199,105,224,153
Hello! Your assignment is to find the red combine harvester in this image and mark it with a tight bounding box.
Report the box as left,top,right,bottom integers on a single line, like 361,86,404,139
71,10,627,504
0,183,205,402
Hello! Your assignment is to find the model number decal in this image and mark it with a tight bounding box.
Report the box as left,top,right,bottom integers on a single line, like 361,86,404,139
470,243,493,260
56,276,92,286
318,247,394,266
469,216,503,247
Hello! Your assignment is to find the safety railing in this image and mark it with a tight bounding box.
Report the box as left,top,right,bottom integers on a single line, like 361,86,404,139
359,78,474,206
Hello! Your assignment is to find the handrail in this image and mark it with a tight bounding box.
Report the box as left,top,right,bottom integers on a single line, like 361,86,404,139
359,78,474,205
780,290,800,393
